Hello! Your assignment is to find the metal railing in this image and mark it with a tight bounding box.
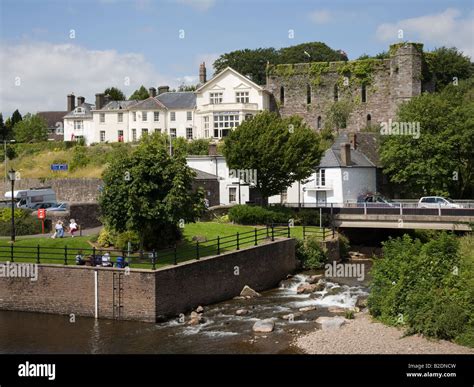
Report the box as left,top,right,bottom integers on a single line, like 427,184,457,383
0,224,294,270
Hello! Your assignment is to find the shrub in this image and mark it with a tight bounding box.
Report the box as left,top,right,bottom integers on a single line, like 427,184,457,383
97,227,116,248
114,230,140,251
0,210,42,236
296,235,327,269
69,146,89,171
368,232,474,347
295,209,330,226
338,233,350,259
228,205,291,225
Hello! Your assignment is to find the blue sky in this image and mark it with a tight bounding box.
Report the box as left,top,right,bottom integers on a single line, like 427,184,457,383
0,0,473,115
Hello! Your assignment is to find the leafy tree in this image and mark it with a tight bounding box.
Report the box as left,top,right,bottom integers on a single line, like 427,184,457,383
424,47,472,91
278,42,347,64
380,78,474,198
13,114,48,143
223,111,323,202
104,87,126,101
324,101,353,131
99,133,205,249
0,113,7,140
11,109,22,127
178,84,198,92
128,85,149,100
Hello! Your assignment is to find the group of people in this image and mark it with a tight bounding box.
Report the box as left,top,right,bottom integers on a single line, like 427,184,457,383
75,250,129,268
51,219,78,239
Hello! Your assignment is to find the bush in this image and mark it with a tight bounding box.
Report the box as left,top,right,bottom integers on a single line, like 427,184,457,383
228,205,291,225
339,233,350,259
0,209,42,236
295,235,327,269
69,146,89,171
114,231,140,251
368,233,474,347
294,209,330,226
97,227,116,248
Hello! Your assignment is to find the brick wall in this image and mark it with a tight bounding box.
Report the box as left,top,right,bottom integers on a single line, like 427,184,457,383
0,238,296,322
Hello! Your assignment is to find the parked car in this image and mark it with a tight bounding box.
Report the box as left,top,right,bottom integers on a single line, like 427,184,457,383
418,197,462,208
31,202,56,210
357,194,395,207
45,203,69,212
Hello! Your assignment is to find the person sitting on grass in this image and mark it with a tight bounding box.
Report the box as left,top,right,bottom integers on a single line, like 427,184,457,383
75,250,85,265
51,220,64,239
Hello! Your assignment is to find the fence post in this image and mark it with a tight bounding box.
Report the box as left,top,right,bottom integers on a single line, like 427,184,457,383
303,225,306,239
332,225,335,238
152,249,156,270
438,203,442,217
271,225,275,241
236,232,240,250
266,225,269,238
173,244,177,265
37,244,40,264
322,227,326,241
400,203,403,216
217,236,220,255
364,202,367,215
254,228,257,246
64,246,68,265
287,224,290,238
196,241,200,260
10,244,13,262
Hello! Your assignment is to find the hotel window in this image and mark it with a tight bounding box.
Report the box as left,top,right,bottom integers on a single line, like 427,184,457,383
210,92,223,104
74,120,83,130
142,128,148,137
186,111,192,121
118,113,123,122
213,112,239,138
229,187,237,204
100,113,105,123
155,128,161,134
316,169,326,186
132,112,137,122
170,112,176,121
132,129,137,142
100,131,106,142
204,116,210,138
154,112,160,121
118,130,124,142
186,127,193,139
170,128,177,138
142,111,147,121
235,91,249,103
361,84,367,103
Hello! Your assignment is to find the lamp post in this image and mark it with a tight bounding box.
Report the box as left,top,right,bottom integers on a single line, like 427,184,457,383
4,139,15,181
8,168,16,242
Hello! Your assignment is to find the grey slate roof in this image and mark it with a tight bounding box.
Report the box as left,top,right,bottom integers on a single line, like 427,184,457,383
63,103,94,118
101,100,139,110
37,111,67,128
128,97,167,110
319,132,375,168
353,132,381,167
191,168,218,180
156,92,196,109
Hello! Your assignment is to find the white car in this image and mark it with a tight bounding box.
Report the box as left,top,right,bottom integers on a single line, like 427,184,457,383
418,197,462,209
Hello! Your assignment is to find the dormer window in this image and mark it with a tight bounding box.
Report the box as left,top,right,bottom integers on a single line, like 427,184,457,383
76,107,83,113
210,92,223,104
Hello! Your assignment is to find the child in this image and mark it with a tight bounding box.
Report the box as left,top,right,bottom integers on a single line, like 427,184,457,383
69,219,78,237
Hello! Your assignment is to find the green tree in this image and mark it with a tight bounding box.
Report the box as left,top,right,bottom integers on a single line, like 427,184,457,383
178,84,198,92
324,101,353,131
278,42,347,64
99,133,205,249
11,109,22,127
223,111,323,201
424,47,472,91
128,85,150,100
104,87,126,101
0,113,6,140
13,114,48,143
380,78,474,198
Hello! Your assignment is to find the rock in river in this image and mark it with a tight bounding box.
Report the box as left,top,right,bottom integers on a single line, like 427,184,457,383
240,285,261,298
236,309,249,316
315,316,346,330
252,319,275,333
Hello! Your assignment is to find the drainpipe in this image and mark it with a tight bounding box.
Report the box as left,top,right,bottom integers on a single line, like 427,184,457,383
94,269,98,319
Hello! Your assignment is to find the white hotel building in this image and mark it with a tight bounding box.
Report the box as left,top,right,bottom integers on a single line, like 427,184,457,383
64,65,271,145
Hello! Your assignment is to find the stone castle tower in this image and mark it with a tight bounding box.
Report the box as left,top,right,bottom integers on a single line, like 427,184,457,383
266,42,423,131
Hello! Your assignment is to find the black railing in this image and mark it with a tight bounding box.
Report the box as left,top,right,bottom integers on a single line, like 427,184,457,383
0,224,295,270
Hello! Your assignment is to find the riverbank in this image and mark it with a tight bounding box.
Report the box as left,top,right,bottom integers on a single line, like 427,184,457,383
294,310,474,354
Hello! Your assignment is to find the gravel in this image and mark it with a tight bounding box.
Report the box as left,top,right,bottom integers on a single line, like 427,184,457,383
295,311,474,354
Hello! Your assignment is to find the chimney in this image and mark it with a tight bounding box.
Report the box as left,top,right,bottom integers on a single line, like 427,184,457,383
341,143,351,166
95,93,105,110
349,132,357,150
208,142,217,156
199,62,207,84
149,87,157,97
67,94,75,111
158,86,170,95
77,96,85,106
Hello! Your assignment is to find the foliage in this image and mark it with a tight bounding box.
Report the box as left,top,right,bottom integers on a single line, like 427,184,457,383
128,85,149,100
0,209,42,236
97,227,116,248
295,235,327,269
228,205,289,225
99,134,205,249
13,114,48,143
215,42,346,85
380,78,474,198
178,84,198,92
223,111,323,200
338,233,350,259
294,209,329,226
324,101,353,130
10,109,22,129
0,113,12,141
69,145,89,171
104,87,126,101
368,233,474,347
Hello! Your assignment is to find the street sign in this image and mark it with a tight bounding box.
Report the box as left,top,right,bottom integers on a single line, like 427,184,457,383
37,209,46,219
51,164,68,171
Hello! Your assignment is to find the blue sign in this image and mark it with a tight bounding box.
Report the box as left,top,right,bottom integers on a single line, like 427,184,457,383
51,164,68,171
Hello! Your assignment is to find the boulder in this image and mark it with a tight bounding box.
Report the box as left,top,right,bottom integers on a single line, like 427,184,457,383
356,296,368,309
299,306,317,312
296,283,318,294
236,309,249,316
252,319,275,333
315,316,346,330
233,296,246,300
281,312,302,320
306,274,323,284
240,285,261,298
195,306,204,313
327,306,347,315
188,312,204,325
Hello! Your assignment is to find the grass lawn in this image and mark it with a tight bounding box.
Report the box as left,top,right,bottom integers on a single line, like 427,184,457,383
0,222,325,269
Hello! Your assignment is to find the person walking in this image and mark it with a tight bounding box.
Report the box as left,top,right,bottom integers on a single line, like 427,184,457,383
69,219,78,238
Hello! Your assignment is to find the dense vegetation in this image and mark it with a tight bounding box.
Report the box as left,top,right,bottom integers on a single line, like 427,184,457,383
295,235,327,269
369,233,474,348
0,208,42,236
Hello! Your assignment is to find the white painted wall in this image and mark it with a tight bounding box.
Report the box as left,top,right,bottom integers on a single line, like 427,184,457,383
64,117,95,145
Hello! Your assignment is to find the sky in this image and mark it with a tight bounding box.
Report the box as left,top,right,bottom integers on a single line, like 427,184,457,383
0,0,473,117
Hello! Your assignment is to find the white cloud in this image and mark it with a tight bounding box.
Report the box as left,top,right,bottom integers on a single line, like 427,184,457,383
175,0,216,12
376,8,474,58
309,10,332,24
0,41,171,116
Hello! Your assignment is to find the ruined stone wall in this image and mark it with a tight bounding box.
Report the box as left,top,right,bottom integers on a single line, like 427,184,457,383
266,43,423,132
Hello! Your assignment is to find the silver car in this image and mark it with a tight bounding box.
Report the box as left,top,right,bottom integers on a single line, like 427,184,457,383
418,196,461,209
